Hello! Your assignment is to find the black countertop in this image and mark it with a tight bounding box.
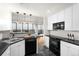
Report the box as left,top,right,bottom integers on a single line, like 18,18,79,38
0,42,9,56
46,35,79,46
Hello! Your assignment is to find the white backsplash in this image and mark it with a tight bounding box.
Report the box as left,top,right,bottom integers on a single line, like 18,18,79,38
49,30,79,40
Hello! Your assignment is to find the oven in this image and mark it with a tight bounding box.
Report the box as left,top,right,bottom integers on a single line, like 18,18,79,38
49,36,60,56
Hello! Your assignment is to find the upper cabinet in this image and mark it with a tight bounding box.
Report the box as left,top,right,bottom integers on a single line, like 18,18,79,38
48,4,79,31
48,14,58,30
48,11,65,30
64,6,73,30
57,10,65,22
72,4,79,30
65,4,79,30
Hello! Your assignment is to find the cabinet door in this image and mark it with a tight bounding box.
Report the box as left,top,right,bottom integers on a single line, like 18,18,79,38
48,14,57,30
72,4,79,30
67,42,79,56
2,47,10,56
64,7,73,30
61,41,70,56
10,40,25,56
10,43,19,56
19,40,25,56
57,10,65,22
44,36,49,48
61,41,79,56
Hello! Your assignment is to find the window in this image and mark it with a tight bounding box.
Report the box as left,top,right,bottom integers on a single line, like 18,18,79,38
12,22,17,32
17,23,22,32
23,23,28,30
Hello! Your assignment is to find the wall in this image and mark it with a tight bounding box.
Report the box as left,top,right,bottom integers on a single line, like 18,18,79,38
0,4,26,31
43,16,48,35
0,30,10,40
0,4,12,30
0,4,29,39
49,30,79,41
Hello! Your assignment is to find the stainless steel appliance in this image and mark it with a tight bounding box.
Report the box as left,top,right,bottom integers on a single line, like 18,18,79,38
53,21,65,30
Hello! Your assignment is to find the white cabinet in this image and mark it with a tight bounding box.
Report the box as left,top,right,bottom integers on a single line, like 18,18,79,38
44,36,49,48
19,40,25,56
48,14,58,30
10,42,20,56
48,10,65,30
64,7,73,30
10,40,25,56
57,10,65,22
61,41,79,56
72,4,79,30
48,4,79,30
61,41,70,56
65,4,79,30
2,47,10,56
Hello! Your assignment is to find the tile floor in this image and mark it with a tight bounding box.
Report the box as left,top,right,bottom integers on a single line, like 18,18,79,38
29,37,55,56
30,46,56,56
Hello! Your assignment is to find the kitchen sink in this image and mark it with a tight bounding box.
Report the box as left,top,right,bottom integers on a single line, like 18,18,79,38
2,37,24,44
10,38,19,43
10,38,24,44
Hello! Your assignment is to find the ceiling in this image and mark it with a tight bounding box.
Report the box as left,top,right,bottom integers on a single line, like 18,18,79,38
17,3,75,17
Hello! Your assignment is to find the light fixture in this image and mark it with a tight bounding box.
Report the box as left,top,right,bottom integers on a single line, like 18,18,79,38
16,12,33,24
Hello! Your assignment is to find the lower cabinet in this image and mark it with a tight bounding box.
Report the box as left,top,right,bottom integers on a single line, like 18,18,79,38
44,36,49,48
2,47,10,56
61,41,79,56
10,40,25,56
19,40,25,56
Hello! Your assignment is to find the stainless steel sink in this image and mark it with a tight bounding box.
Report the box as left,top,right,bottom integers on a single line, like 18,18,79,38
2,38,24,44
10,38,19,43
10,38,23,44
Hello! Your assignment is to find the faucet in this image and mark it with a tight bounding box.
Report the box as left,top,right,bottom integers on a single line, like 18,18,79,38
9,33,15,39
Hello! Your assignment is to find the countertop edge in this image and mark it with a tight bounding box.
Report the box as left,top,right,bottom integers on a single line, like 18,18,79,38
45,35,79,46
0,39,25,56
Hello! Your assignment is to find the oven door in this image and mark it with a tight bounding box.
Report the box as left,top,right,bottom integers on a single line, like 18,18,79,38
49,37,60,56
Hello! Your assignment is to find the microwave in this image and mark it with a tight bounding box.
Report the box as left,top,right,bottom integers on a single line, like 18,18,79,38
53,21,65,30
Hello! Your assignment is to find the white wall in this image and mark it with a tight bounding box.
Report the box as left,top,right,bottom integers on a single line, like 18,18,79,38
43,16,48,35
0,4,25,31
0,4,12,30
50,30,79,41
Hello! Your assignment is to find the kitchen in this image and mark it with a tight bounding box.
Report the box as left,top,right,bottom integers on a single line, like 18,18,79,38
0,3,79,56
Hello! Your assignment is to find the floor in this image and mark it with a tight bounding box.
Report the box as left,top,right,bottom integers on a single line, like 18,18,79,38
30,46,56,56
29,36,56,56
